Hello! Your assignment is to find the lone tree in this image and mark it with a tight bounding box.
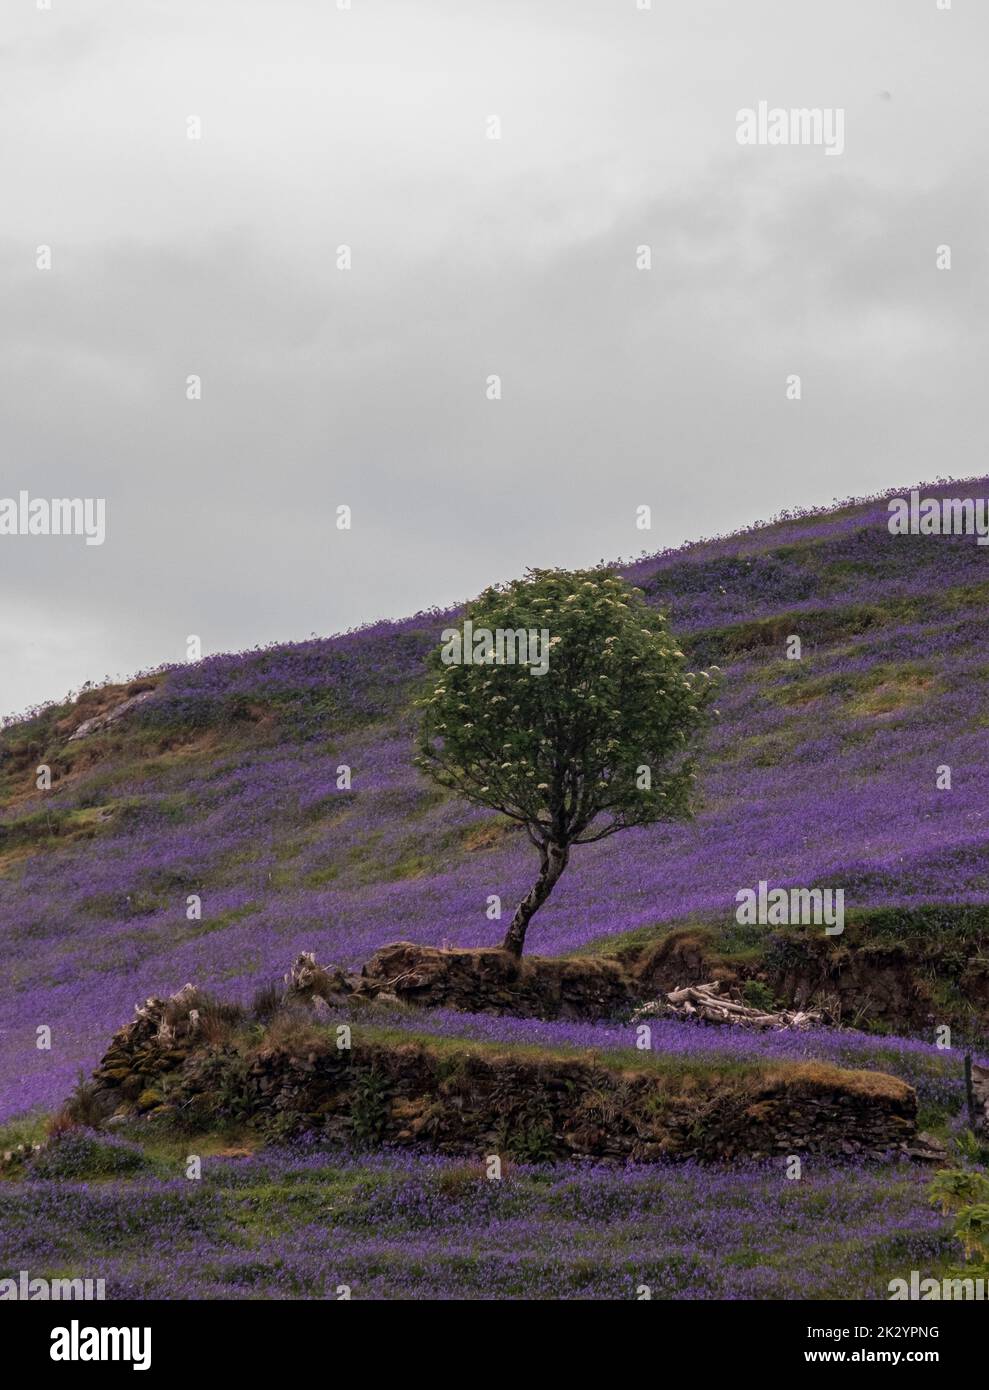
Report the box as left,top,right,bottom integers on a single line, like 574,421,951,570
414,568,718,957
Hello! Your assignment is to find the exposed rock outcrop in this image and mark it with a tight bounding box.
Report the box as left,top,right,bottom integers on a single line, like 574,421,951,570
68,688,155,741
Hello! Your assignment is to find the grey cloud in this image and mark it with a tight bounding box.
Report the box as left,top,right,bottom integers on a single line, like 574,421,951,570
2,0,987,717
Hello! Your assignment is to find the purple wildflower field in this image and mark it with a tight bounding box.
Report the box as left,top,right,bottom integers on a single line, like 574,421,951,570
3,481,987,1117
2,480,987,1299
0,1149,951,1300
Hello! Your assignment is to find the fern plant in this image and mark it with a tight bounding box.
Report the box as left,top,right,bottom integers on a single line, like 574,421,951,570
929,1159,989,1271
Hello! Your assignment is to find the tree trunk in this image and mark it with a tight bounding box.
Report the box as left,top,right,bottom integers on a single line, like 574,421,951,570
502,842,569,957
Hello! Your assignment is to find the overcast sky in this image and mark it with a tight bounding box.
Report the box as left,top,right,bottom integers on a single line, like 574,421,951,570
1,0,987,719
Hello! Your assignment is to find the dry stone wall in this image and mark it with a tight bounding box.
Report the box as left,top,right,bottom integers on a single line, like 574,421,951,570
84,983,919,1163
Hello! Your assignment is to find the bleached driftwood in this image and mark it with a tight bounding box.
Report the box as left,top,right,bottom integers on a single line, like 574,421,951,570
632,981,822,1031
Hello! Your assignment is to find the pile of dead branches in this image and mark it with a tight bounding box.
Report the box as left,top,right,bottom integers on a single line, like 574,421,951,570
632,981,823,1031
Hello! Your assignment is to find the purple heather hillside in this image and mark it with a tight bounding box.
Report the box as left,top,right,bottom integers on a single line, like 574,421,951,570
1,479,987,1119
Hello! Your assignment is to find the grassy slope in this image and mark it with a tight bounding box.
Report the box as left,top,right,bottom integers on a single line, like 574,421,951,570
2,482,987,1296
2,486,988,1089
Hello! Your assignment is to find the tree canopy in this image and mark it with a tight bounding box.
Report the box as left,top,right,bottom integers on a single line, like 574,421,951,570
415,567,718,955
